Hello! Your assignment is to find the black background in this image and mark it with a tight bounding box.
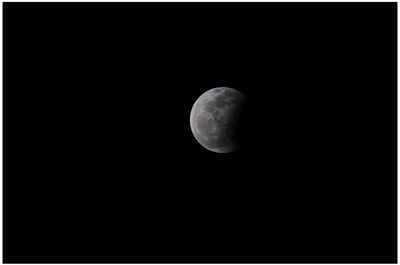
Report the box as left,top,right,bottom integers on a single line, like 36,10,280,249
3,2,397,263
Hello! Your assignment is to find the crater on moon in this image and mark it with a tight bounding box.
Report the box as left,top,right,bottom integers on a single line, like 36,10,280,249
190,87,246,153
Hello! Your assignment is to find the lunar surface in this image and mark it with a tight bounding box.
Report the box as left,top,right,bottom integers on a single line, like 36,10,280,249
190,87,246,153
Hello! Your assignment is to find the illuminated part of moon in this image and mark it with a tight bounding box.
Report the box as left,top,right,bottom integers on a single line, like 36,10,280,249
190,87,246,153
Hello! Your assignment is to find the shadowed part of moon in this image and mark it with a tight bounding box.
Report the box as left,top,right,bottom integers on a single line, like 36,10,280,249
190,87,246,153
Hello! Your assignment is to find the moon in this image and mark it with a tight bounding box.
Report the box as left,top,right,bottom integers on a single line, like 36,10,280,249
190,87,246,153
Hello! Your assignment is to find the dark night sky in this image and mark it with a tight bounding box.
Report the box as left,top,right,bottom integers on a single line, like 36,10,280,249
3,2,397,263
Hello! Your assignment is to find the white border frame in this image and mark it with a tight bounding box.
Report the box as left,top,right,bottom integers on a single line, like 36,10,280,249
0,1,397,265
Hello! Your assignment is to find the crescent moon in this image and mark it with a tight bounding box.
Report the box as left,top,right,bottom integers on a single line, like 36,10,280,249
190,87,245,153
